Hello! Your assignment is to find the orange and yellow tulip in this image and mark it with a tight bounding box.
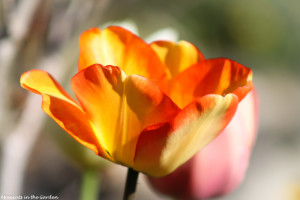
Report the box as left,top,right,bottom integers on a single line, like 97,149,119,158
20,26,253,177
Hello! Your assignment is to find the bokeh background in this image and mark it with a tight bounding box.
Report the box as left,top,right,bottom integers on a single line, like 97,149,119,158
1,0,300,199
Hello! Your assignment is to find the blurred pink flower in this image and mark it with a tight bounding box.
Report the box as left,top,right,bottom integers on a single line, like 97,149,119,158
147,90,258,199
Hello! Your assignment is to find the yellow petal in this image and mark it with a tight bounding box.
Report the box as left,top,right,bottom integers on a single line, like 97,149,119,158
71,64,179,166
134,94,238,177
78,26,168,86
20,70,107,157
150,40,205,79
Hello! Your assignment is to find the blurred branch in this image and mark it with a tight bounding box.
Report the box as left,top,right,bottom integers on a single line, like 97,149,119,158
0,0,43,140
0,0,5,36
0,0,110,195
0,94,45,195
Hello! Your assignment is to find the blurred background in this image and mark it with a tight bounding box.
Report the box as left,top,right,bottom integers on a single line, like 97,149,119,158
0,0,300,199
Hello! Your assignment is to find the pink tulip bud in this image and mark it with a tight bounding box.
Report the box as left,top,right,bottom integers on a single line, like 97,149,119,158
148,90,258,199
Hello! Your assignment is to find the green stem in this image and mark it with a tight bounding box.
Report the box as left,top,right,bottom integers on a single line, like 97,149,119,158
123,168,139,200
80,169,100,200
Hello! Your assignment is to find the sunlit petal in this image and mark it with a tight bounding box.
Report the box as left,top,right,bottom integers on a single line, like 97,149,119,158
20,70,107,157
147,90,258,198
169,58,252,108
134,94,238,177
150,40,205,79
71,64,179,166
78,26,167,86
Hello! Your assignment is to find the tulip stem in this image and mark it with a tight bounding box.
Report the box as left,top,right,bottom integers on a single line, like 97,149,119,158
123,168,139,200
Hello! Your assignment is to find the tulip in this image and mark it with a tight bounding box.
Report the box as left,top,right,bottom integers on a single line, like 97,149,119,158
148,90,258,199
20,26,253,177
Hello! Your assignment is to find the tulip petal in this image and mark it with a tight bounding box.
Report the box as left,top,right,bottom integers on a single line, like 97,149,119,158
134,94,238,177
190,90,258,198
169,58,252,108
147,90,258,199
20,70,106,157
150,40,205,79
78,26,167,84
71,64,179,166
